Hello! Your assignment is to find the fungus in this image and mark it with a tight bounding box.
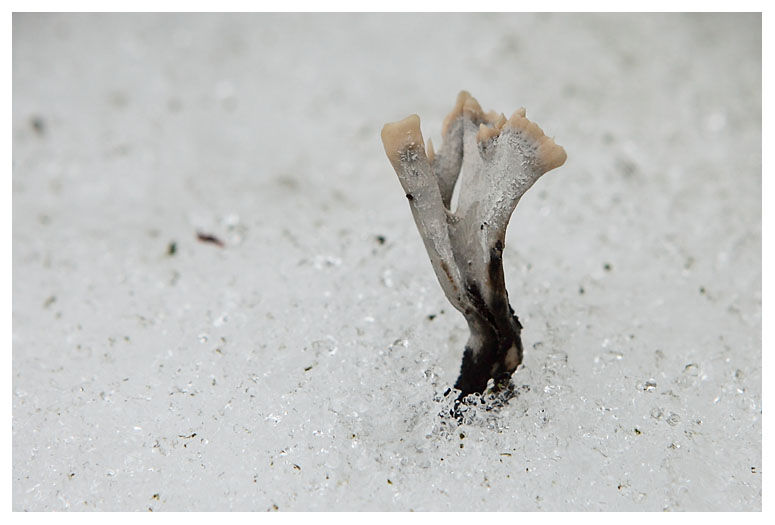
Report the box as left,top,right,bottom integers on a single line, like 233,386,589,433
381,91,567,397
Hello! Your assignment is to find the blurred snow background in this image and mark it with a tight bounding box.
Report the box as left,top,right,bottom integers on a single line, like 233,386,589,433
12,13,761,510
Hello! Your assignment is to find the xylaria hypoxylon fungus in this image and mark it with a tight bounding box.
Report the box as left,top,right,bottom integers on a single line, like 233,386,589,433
381,91,567,397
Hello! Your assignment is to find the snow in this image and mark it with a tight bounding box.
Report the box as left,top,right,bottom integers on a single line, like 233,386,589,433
12,13,761,511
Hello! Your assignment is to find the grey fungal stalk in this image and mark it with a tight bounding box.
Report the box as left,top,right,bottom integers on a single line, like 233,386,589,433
381,91,567,397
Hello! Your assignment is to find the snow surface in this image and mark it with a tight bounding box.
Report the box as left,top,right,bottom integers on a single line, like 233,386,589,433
12,13,761,511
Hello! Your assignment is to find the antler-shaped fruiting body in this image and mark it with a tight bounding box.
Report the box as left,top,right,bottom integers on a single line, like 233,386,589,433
381,91,567,397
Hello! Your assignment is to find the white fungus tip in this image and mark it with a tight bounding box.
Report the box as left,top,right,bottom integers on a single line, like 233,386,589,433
442,90,474,137
381,114,425,167
506,112,566,173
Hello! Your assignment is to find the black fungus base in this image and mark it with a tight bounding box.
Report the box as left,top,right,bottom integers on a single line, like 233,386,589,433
453,303,524,398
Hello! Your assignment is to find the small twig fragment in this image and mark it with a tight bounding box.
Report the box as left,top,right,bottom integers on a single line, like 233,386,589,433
196,232,225,248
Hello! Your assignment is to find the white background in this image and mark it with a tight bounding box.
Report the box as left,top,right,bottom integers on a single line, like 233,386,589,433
12,13,761,510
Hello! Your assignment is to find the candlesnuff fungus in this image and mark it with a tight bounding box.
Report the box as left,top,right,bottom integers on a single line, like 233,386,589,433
381,91,567,397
